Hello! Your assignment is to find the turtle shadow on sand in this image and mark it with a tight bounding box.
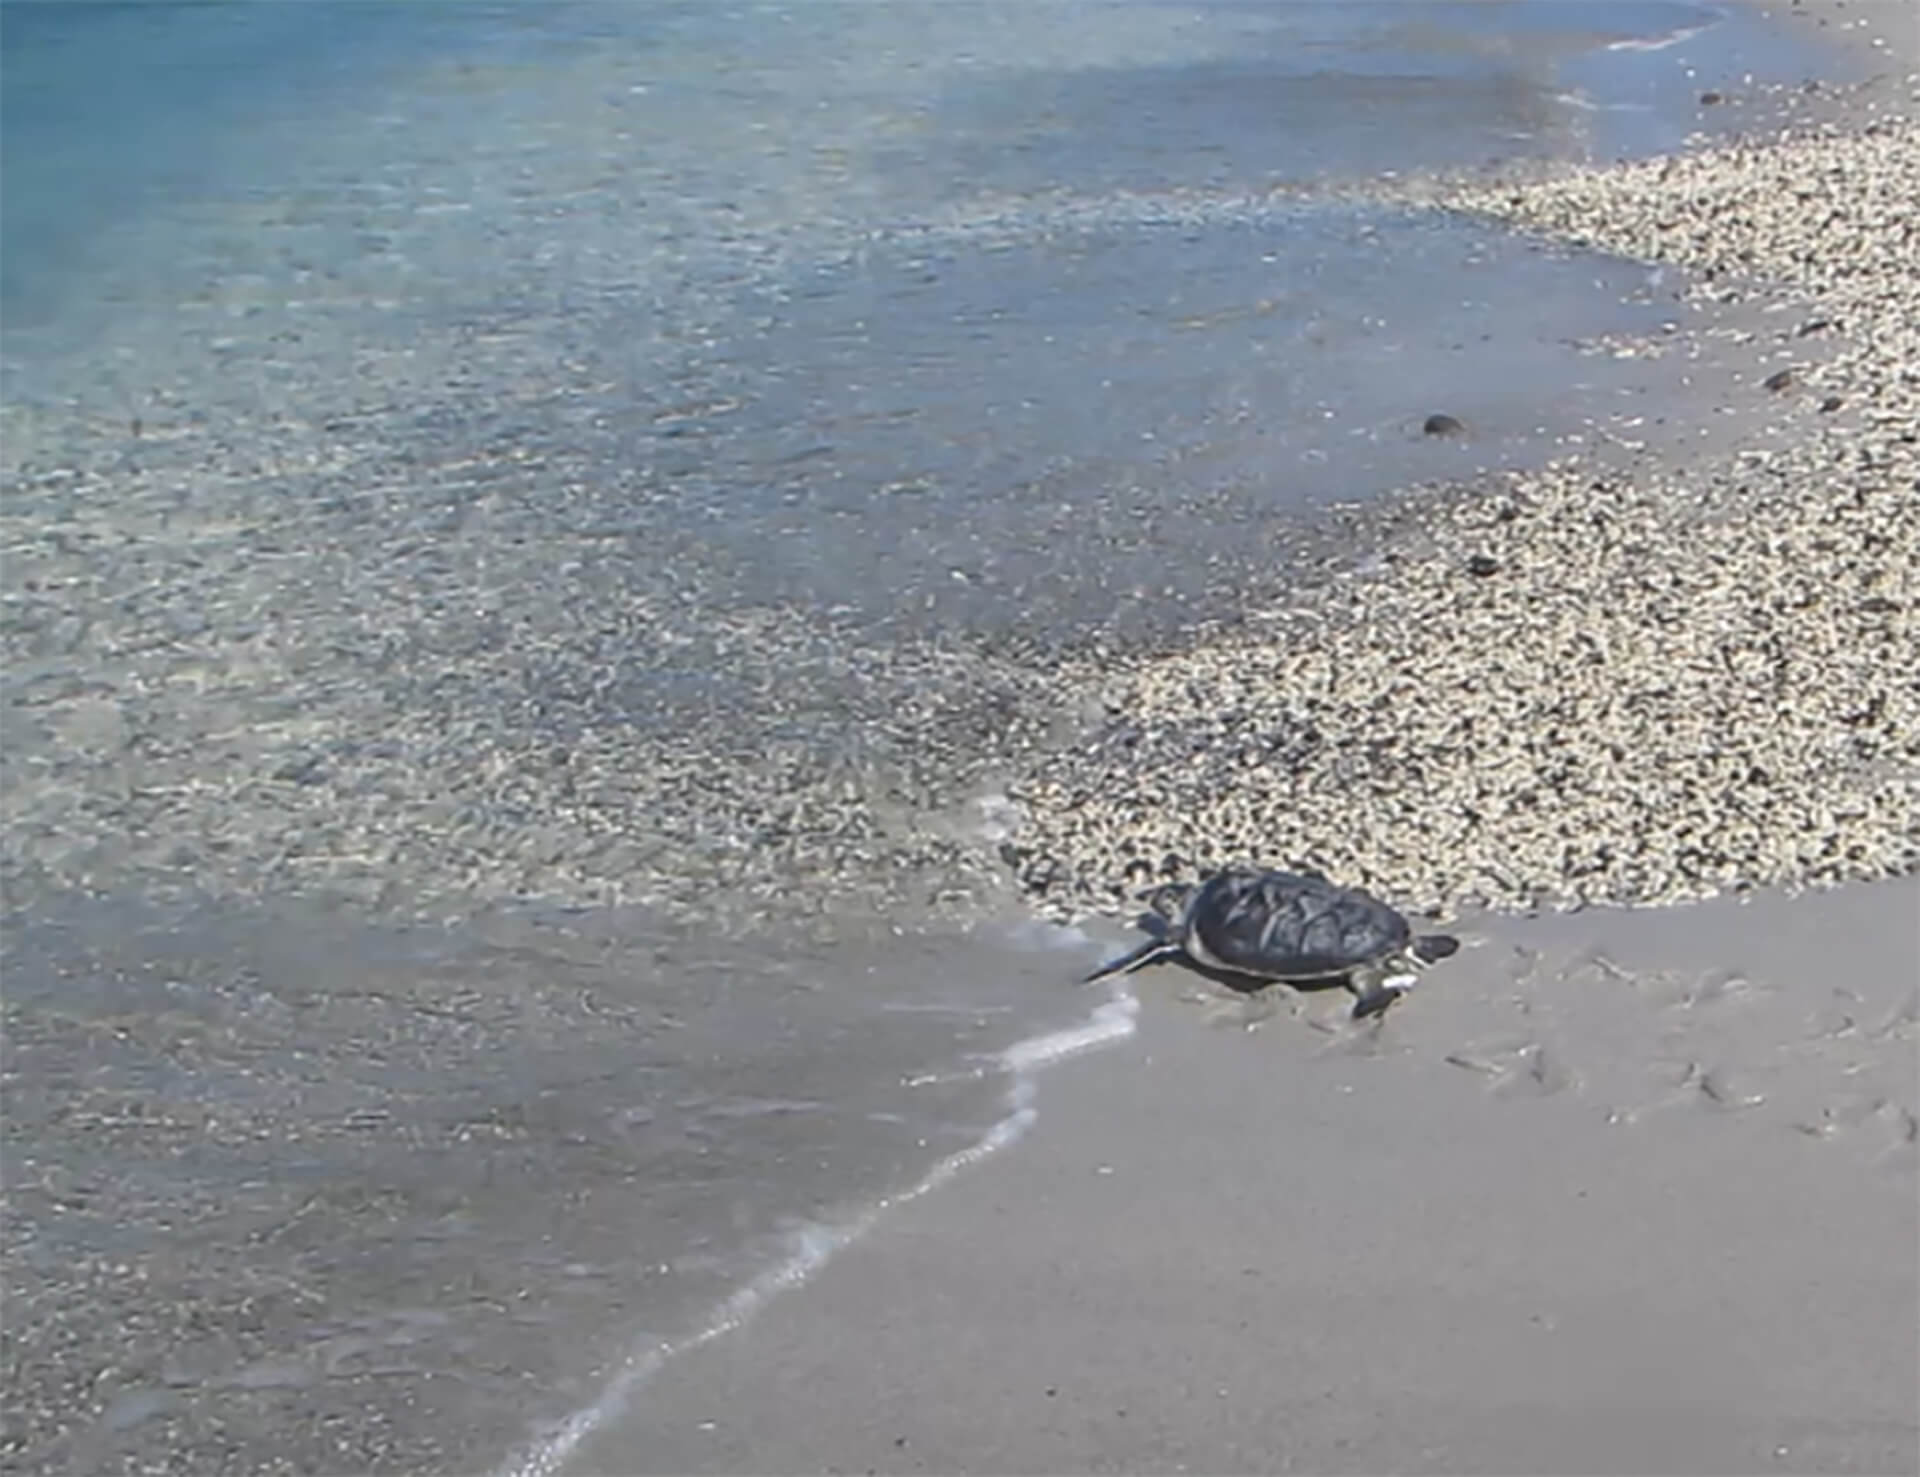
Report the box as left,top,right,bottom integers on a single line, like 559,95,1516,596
1081,868,1461,1022
1107,909,1368,1032
1127,911,1355,992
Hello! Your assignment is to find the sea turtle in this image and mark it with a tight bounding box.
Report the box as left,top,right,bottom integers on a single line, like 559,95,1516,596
1080,866,1459,1019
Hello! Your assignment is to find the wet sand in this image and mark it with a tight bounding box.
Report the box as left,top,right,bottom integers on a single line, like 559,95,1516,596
567,878,1918,1477
0,892,1109,1475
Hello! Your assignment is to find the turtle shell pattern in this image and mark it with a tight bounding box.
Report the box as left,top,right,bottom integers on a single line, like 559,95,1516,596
1184,868,1413,980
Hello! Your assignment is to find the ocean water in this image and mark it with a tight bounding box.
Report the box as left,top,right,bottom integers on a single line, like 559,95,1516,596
0,2,1856,1471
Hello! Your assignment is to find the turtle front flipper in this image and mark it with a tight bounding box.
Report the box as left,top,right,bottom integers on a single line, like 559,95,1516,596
1079,939,1178,985
1345,963,1410,1020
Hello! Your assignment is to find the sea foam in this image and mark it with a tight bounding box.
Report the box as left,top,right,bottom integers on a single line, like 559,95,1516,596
497,988,1139,1477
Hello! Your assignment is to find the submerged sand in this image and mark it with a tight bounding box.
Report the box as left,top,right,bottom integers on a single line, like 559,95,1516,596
2,18,1913,931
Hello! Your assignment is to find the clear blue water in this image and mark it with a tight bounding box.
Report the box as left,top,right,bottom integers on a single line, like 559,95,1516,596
1,0,1848,658
0,1,1833,327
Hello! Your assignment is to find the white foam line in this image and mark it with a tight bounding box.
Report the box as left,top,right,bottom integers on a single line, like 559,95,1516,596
1553,91,1654,115
496,991,1139,1477
1604,22,1709,53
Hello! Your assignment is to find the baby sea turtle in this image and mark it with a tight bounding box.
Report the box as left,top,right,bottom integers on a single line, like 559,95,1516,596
1080,866,1460,1019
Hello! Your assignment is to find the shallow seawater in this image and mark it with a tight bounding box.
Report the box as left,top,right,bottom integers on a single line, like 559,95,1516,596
0,1,1845,666
0,1,1859,1470
2,887,1125,1472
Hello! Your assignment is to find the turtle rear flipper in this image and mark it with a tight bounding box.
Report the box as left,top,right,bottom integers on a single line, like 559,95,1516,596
1412,933,1460,964
1079,939,1178,985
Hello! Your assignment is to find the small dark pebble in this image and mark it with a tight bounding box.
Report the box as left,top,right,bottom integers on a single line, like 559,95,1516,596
1820,395,1844,413
1762,369,1795,393
1699,91,1724,105
1422,413,1464,437
1466,554,1500,577
1796,317,1833,336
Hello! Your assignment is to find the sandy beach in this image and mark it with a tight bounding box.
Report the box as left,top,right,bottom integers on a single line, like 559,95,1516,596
4,2,1916,1474
550,5,1920,1473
